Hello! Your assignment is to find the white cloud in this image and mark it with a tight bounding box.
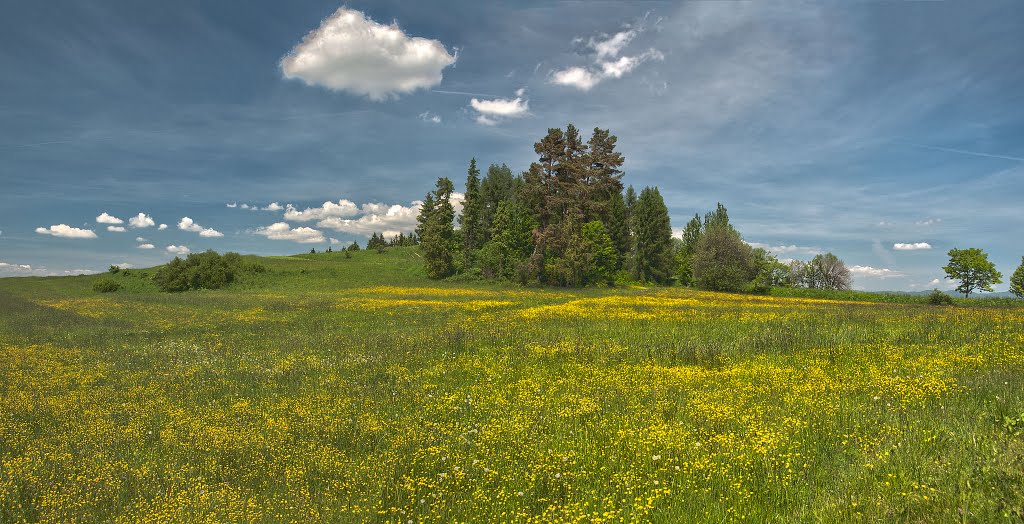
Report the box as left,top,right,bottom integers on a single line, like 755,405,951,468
0,261,95,277
418,111,442,124
158,224,168,230
329,237,342,245
916,218,942,226
96,212,123,225
178,217,224,238
552,27,663,91
226,203,238,208
317,202,421,237
35,224,97,239
551,67,601,91
280,8,457,100
469,90,529,125
284,200,360,222
475,115,498,126
138,243,155,250
254,222,326,244
470,96,529,117
128,213,156,228
166,245,190,255
111,263,134,269
893,242,932,250
747,242,823,256
929,278,940,285
107,226,126,232
849,265,903,278
135,237,147,242
263,202,284,212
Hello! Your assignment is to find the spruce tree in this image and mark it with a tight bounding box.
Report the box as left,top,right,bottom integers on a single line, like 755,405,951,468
632,187,673,283
421,178,457,279
674,213,703,285
607,190,631,267
460,158,483,266
480,163,517,240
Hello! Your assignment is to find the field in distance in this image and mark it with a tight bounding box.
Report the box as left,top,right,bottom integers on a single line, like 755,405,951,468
1,247,1022,522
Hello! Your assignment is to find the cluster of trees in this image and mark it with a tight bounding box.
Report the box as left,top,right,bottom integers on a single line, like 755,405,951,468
417,126,676,285
153,250,263,292
415,124,857,291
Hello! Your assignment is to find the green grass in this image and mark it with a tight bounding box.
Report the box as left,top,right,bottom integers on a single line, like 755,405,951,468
1,247,1022,522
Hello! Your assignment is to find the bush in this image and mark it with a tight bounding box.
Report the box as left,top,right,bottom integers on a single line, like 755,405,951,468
153,250,262,292
92,279,121,293
927,289,954,305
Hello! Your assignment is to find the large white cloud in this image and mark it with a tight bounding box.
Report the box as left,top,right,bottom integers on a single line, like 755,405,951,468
284,200,360,222
96,212,123,225
35,224,97,239
552,29,663,91
129,213,156,228
254,222,325,244
280,8,457,100
178,217,224,238
893,242,932,250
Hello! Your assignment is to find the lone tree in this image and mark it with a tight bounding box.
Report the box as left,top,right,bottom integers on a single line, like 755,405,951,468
1009,256,1024,299
802,253,852,290
943,247,1002,298
419,177,457,279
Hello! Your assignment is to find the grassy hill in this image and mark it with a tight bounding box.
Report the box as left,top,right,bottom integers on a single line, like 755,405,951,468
1,247,1022,522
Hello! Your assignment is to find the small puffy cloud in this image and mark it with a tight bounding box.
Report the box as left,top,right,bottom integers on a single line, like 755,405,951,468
135,237,147,242
137,243,155,250
96,212,123,225
158,224,168,230
893,242,932,250
166,245,190,255
418,111,442,124
469,89,529,126
263,202,284,212
329,237,343,245
284,200,360,222
128,213,156,228
35,224,97,239
849,265,902,278
255,222,325,244
178,217,224,238
107,226,126,232
929,278,941,285
280,8,457,100
226,203,238,208
552,28,663,91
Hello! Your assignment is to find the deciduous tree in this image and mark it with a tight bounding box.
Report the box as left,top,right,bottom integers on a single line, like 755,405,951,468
943,248,1002,297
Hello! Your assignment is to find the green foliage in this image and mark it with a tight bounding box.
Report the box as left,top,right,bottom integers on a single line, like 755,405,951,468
632,187,673,283
460,158,484,265
581,220,618,286
479,164,518,242
1010,256,1024,299
943,248,1002,298
153,250,258,292
927,289,955,305
606,191,631,267
478,200,535,281
108,265,120,275
692,223,755,292
797,253,852,290
751,248,790,292
420,177,457,279
92,278,121,293
346,241,360,252
673,214,703,286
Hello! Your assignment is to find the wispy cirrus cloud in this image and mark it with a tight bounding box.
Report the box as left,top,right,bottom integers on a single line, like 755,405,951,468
551,26,663,91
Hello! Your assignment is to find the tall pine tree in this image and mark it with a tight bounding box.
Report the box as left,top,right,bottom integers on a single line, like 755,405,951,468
460,158,483,266
632,187,673,283
419,178,456,279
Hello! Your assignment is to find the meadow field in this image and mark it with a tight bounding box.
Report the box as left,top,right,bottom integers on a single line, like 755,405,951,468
1,247,1022,523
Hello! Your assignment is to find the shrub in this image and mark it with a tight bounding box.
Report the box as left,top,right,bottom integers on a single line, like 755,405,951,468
92,279,120,293
153,250,262,292
927,289,954,305
108,265,120,274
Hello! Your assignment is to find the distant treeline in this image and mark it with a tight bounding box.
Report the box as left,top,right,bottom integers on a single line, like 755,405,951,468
414,124,855,291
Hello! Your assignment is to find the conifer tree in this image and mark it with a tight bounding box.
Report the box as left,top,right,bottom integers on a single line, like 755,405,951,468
460,158,484,266
479,163,517,241
632,187,673,283
606,191,631,267
674,213,703,285
420,178,457,279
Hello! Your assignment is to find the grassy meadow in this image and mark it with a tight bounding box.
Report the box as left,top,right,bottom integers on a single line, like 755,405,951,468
1,247,1023,522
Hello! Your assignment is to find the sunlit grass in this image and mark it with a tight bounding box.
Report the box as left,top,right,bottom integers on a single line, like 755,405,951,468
1,247,1022,522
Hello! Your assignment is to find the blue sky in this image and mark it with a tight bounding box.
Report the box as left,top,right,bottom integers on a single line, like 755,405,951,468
1,1,1022,291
